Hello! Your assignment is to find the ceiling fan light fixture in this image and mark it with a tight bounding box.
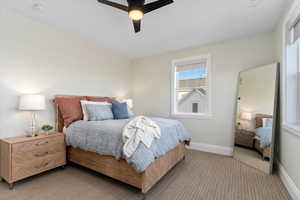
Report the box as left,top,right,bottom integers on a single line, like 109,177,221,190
129,9,144,20
97,0,174,33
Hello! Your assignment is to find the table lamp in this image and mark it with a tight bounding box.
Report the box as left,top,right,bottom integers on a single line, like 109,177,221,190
19,94,46,137
240,112,252,121
238,111,252,130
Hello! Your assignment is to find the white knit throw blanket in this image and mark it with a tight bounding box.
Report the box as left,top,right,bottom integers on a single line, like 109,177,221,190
122,116,161,158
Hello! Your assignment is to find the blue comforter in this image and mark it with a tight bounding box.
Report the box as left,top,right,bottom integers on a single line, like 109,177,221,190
66,117,190,172
256,127,272,148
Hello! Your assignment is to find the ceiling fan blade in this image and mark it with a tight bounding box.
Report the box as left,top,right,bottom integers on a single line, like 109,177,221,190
132,20,141,33
144,0,173,14
97,0,128,12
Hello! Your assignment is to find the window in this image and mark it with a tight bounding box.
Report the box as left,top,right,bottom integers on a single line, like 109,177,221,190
171,55,212,119
285,15,300,134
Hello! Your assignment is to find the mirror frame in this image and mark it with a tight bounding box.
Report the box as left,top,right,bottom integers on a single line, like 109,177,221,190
233,63,280,174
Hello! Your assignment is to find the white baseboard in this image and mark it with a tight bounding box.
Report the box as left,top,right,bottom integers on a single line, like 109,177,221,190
187,142,233,156
278,162,300,200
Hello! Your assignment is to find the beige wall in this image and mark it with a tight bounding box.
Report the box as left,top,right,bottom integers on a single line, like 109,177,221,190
131,33,277,148
0,8,132,139
276,0,300,190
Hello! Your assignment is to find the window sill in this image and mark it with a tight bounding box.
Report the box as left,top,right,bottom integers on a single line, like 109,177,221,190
282,124,300,138
171,113,213,120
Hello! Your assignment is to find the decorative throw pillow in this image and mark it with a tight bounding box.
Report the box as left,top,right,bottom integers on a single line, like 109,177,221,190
54,96,87,127
118,99,134,117
112,103,129,119
85,104,114,121
86,96,118,103
80,100,111,121
262,118,273,128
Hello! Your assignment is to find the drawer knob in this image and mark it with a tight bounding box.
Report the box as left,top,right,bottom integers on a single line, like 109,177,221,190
35,141,49,146
34,152,49,157
34,162,49,169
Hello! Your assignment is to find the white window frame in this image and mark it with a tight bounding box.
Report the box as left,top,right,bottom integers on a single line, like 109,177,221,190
282,1,300,138
284,39,300,137
171,55,212,119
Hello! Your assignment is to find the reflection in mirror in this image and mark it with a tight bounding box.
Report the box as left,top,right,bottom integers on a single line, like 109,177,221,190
233,63,278,174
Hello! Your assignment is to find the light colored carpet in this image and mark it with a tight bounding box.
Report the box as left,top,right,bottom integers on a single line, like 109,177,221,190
234,146,270,173
0,150,290,200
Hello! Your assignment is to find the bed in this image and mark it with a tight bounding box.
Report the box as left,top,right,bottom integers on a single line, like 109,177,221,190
54,95,189,195
254,114,273,159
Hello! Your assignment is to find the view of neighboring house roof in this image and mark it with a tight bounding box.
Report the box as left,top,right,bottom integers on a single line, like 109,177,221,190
178,88,207,105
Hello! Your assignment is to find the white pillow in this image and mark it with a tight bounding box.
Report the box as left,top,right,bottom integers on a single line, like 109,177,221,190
80,100,111,121
262,118,273,128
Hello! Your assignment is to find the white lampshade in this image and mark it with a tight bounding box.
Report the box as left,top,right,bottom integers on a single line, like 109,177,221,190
124,99,133,108
240,112,252,121
19,95,46,111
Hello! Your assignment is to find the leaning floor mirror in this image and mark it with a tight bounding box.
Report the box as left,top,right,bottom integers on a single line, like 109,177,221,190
233,63,279,174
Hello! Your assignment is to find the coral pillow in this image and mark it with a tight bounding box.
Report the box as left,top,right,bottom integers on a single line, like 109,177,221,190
54,96,86,127
87,96,118,103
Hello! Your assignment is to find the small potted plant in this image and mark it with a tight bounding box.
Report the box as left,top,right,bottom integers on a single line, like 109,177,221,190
41,125,54,135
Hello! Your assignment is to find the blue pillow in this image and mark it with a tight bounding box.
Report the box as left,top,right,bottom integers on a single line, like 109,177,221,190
112,103,129,119
85,104,114,121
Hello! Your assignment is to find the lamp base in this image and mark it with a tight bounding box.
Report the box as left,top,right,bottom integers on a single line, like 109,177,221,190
25,112,39,137
25,126,39,137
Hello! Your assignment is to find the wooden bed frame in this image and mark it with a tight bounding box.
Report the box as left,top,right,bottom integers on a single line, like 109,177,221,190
54,96,187,194
254,114,272,160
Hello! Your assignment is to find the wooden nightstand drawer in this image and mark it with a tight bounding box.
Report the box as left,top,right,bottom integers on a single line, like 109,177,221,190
12,142,65,163
0,132,66,188
12,135,64,153
12,152,66,182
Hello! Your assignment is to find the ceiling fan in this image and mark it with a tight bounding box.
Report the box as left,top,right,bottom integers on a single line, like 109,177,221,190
97,0,174,33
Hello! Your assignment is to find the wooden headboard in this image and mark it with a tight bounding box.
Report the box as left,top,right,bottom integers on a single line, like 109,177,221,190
255,114,272,129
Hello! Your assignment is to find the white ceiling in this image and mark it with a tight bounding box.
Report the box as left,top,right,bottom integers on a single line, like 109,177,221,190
2,0,292,57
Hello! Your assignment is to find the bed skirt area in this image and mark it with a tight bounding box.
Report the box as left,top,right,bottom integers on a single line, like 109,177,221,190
68,142,187,194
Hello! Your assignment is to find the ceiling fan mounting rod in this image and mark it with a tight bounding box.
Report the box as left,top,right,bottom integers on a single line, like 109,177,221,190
127,0,145,11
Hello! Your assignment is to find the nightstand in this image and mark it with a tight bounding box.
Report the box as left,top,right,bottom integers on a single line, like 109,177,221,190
0,132,66,189
235,129,256,148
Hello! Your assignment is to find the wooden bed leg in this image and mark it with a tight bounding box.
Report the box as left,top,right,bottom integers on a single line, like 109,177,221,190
140,192,146,200
9,183,14,190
